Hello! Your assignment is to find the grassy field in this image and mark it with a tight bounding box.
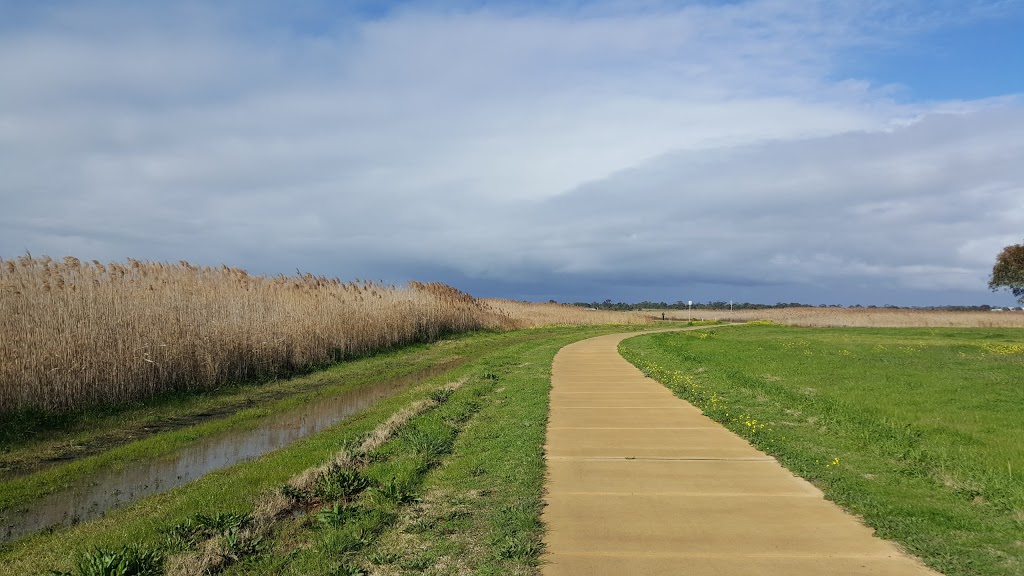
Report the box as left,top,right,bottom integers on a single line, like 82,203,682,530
620,325,1024,576
0,323,654,575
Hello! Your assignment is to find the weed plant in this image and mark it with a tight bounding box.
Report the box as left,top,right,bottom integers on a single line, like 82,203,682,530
49,545,162,576
314,466,370,503
164,512,253,550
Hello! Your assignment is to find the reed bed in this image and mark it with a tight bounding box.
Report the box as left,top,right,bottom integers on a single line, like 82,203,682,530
484,298,654,327
0,256,518,415
661,307,1024,328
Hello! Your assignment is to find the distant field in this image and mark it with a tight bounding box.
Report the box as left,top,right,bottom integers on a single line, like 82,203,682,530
486,298,652,327
655,306,1024,327
620,326,1024,576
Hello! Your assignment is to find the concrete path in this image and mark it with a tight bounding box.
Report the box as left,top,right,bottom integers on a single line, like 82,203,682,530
541,330,940,576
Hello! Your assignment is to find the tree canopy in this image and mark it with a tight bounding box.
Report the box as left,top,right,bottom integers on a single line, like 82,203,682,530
988,242,1024,304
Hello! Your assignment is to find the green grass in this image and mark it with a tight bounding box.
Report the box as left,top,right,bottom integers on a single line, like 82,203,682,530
230,372,494,574
0,323,656,575
620,326,1024,576
348,332,565,575
217,326,637,575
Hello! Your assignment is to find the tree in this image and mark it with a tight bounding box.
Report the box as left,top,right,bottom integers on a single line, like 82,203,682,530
989,242,1024,304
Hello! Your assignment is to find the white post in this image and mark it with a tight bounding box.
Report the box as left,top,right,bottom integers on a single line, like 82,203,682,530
688,300,692,322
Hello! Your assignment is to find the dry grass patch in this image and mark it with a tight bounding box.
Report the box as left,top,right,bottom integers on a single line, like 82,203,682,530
661,306,1024,327
2,255,655,417
485,298,653,327
0,255,513,415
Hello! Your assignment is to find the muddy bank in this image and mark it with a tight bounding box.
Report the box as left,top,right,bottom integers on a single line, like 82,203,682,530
0,359,461,543
0,358,463,480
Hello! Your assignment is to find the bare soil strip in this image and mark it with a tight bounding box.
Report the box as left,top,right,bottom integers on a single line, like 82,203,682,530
541,331,941,576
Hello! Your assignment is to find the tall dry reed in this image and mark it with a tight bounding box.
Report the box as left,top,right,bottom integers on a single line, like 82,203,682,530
0,255,516,415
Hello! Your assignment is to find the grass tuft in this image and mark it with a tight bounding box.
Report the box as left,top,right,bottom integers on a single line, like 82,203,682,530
314,466,370,503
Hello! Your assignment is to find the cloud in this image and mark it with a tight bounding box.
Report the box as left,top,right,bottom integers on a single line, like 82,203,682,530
0,1,1022,304
513,107,1024,289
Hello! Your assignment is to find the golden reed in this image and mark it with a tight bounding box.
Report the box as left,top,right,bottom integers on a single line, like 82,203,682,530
0,256,516,414
0,255,651,415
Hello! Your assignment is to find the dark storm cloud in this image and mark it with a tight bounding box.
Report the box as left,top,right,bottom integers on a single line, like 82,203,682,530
480,107,1024,303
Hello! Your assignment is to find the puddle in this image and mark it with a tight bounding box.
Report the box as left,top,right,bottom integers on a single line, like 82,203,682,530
0,359,462,543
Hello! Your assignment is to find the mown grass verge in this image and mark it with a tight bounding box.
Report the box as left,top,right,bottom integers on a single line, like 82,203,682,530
619,325,1024,576
341,333,564,575
1,323,656,575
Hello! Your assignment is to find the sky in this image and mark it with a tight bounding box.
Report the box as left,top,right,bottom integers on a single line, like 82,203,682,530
1,0,1023,306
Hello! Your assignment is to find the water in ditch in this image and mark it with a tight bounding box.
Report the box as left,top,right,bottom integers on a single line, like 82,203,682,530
0,360,461,543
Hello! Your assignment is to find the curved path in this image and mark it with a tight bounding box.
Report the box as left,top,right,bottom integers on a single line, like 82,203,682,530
541,330,939,576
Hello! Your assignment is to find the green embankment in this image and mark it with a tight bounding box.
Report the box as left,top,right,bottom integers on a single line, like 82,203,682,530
0,324,655,575
620,326,1024,576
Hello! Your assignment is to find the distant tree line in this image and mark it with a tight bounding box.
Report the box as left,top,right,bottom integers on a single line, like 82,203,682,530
562,241,1024,312
570,300,810,311
566,300,1014,312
